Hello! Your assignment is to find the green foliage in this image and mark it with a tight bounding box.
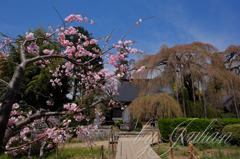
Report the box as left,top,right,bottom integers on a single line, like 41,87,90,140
222,124,240,146
158,118,240,141
0,26,70,110
195,136,232,151
221,113,237,118
114,120,123,128
2,146,107,159
213,118,240,132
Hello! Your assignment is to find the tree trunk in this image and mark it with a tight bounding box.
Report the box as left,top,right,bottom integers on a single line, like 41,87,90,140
72,78,77,101
198,81,201,102
181,75,186,117
184,74,194,102
191,74,196,117
0,64,26,151
39,141,45,159
176,72,179,102
231,80,239,119
202,79,207,119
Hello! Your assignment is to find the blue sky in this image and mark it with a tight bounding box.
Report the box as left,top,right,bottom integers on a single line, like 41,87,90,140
1,0,240,63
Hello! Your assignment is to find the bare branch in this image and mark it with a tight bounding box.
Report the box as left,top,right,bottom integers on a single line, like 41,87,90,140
101,29,115,53
122,16,156,40
53,6,66,27
25,55,84,66
0,61,19,66
0,79,8,85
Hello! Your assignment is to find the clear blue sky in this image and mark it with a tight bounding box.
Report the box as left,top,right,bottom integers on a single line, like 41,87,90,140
1,0,240,60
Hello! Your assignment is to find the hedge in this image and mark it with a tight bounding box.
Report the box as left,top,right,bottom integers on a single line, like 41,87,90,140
158,118,240,141
222,124,240,146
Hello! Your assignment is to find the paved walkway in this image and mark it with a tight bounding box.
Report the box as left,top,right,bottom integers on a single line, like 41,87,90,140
116,137,160,159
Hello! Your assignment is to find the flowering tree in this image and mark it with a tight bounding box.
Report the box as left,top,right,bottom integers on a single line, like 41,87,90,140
133,42,240,119
0,13,150,155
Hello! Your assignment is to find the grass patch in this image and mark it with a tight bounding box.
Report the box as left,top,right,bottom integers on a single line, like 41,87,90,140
199,150,240,159
153,141,240,159
0,146,110,159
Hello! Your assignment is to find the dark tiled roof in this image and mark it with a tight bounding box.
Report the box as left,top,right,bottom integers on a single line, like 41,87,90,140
113,81,138,102
113,79,174,102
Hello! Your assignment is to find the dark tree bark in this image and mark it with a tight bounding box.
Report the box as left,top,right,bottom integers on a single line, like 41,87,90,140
191,74,196,117
202,79,207,119
0,64,26,151
231,80,239,119
181,75,186,117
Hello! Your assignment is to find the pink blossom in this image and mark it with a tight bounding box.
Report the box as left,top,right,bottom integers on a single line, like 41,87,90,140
26,33,34,41
43,49,50,54
46,33,51,37
83,41,89,47
48,26,53,32
118,40,122,45
94,74,101,81
63,119,71,126
63,103,70,110
43,40,49,45
47,144,53,148
130,48,138,54
12,103,19,109
5,38,11,44
139,19,142,23
90,39,97,45
46,100,51,105
136,66,146,73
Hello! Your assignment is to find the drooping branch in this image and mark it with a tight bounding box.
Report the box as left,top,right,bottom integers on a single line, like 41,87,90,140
2,98,104,149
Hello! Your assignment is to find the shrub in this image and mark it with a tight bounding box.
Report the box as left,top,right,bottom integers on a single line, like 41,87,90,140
114,120,123,128
158,118,240,141
222,124,240,146
221,113,237,118
158,118,213,141
130,93,183,121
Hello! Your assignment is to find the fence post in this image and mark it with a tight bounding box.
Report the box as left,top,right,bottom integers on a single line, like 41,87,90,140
111,127,114,157
169,134,174,159
158,130,160,155
100,145,104,159
152,126,154,146
56,139,58,159
108,133,110,159
188,141,194,159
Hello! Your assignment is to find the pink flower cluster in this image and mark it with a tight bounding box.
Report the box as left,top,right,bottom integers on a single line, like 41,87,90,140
136,66,146,73
26,32,34,41
27,42,39,55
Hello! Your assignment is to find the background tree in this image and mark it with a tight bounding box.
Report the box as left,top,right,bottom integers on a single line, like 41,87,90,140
133,42,240,118
129,93,183,121
0,26,71,111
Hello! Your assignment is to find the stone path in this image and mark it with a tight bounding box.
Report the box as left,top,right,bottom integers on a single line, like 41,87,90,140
116,137,160,159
